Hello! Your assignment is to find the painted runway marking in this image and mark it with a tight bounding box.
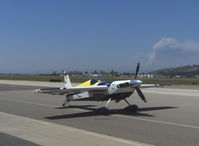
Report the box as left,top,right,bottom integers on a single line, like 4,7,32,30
0,112,153,146
113,115,199,130
1,96,199,130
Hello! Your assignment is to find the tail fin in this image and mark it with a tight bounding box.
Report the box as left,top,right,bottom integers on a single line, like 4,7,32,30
64,75,72,88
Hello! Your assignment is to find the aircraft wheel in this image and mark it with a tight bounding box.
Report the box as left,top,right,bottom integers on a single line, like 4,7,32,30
95,107,110,114
100,106,109,111
132,104,139,111
124,104,139,112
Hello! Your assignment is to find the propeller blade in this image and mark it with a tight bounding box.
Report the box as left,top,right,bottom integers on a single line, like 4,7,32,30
135,62,140,79
136,87,147,102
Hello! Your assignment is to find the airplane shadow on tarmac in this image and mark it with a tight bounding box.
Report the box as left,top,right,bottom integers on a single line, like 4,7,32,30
45,105,178,120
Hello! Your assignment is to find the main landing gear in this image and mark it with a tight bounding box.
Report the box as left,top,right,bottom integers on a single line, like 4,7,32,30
96,98,139,112
123,99,139,112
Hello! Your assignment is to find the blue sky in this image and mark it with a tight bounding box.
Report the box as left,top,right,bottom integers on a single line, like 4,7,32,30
0,0,199,73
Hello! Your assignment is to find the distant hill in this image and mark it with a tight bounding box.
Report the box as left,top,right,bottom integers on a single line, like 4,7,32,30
150,65,199,77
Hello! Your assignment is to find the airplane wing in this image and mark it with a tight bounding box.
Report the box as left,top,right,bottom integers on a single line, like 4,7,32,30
33,85,108,95
140,84,160,88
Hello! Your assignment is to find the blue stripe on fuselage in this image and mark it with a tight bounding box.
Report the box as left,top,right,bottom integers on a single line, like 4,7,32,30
98,81,112,87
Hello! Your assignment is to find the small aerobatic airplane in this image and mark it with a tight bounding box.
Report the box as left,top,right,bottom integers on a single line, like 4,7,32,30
34,63,159,111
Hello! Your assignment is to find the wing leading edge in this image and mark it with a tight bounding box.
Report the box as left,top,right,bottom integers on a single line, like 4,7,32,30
33,85,108,95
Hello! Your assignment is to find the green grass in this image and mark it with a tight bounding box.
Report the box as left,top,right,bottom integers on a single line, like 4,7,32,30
0,75,199,85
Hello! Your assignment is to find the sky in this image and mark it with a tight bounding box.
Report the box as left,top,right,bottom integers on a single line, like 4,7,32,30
0,0,199,73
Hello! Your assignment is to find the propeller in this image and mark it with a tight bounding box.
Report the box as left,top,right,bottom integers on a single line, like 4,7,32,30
136,87,147,102
134,62,147,102
118,62,147,102
135,62,140,79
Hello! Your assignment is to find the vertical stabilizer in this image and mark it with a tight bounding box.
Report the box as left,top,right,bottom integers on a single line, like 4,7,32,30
64,75,72,88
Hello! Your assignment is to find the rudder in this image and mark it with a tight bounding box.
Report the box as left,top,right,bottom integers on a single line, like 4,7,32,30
64,75,72,88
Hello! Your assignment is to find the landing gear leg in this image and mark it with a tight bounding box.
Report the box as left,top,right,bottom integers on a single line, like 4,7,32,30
124,98,139,112
96,98,112,113
105,98,112,108
124,99,131,106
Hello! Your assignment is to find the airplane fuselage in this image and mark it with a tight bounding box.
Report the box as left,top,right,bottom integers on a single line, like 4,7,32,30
69,80,138,102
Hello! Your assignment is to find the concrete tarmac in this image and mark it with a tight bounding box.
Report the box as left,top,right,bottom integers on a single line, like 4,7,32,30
0,132,39,146
0,81,199,146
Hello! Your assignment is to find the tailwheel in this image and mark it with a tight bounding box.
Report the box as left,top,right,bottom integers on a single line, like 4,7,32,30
124,104,139,112
62,103,65,107
62,100,69,108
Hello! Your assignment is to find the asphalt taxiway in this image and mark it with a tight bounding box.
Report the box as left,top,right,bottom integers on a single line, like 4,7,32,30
0,81,199,146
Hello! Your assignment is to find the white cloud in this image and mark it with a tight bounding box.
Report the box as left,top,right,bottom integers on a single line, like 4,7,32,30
148,37,199,64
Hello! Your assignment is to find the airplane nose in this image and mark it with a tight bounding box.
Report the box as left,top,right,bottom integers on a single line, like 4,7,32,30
130,80,142,87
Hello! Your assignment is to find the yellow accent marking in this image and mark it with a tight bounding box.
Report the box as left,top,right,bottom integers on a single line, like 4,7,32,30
77,80,100,87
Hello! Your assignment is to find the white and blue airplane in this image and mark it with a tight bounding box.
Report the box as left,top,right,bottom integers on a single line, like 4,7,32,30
34,63,159,111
